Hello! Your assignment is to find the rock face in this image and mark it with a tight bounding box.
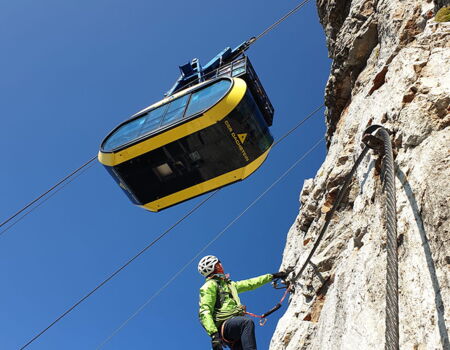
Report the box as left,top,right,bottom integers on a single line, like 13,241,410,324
270,1,450,349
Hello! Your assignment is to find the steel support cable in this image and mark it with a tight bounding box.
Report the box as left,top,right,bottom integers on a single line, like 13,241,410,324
19,190,218,350
287,125,398,350
0,156,97,229
292,146,370,280
96,137,325,350
20,105,325,349
248,0,312,46
273,104,324,146
376,128,399,350
0,163,96,237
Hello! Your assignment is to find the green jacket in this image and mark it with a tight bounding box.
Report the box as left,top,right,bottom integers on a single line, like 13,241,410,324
198,273,273,336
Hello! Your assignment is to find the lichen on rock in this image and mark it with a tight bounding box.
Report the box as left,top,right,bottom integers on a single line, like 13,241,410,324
435,6,450,22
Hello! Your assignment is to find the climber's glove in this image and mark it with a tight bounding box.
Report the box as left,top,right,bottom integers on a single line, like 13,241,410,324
272,271,288,280
211,332,223,350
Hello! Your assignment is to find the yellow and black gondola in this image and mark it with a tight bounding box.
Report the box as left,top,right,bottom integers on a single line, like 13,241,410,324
98,56,274,212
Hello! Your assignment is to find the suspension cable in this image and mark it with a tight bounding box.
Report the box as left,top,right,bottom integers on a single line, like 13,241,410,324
96,136,325,349
2,0,317,239
273,104,323,146
0,162,96,237
0,156,97,229
248,0,312,47
20,104,325,349
19,190,218,350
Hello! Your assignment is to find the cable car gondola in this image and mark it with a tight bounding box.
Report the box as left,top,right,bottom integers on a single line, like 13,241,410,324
98,43,275,212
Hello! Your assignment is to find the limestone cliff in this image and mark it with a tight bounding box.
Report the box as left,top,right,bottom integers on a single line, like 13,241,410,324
270,1,450,349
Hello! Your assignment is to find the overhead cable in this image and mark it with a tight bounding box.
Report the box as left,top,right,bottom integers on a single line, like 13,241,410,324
274,104,324,146
20,104,324,349
19,190,218,350
0,156,97,230
0,162,96,237
247,0,312,47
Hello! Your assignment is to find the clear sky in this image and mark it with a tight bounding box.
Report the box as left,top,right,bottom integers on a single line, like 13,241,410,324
0,0,330,349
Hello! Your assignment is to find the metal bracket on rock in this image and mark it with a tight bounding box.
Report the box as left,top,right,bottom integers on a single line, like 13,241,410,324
362,124,391,153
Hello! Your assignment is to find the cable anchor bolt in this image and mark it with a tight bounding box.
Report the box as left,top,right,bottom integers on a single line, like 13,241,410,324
362,124,391,154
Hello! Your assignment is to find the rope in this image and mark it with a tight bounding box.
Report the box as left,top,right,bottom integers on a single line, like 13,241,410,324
96,137,324,349
20,105,324,349
0,156,97,229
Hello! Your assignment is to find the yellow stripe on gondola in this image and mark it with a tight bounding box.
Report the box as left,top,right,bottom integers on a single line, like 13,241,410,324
98,78,247,167
141,147,271,212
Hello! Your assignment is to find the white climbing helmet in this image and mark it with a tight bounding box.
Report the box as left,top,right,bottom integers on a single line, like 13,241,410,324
198,255,219,277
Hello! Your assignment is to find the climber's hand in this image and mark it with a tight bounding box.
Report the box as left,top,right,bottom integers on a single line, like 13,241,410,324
211,332,222,350
272,271,288,280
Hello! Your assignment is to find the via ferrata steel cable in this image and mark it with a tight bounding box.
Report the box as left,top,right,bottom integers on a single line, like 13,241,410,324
374,128,399,350
288,125,399,350
292,146,370,279
20,104,325,349
100,125,400,350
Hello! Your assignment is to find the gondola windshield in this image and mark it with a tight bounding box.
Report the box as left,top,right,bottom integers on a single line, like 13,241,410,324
102,79,232,152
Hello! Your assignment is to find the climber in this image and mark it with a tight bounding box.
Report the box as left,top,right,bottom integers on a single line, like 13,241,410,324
198,255,287,350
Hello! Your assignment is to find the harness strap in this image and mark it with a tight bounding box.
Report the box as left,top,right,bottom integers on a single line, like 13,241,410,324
244,285,291,326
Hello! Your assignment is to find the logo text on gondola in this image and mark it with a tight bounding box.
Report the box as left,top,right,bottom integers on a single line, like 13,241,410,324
224,120,250,162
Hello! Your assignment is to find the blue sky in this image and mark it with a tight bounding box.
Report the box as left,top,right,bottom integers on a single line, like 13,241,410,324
0,1,330,349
